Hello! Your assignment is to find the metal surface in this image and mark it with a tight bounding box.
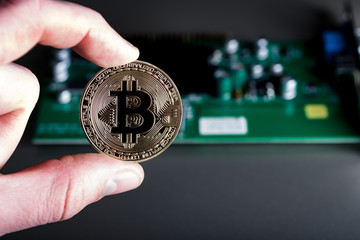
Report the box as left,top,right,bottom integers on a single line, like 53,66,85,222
80,61,182,162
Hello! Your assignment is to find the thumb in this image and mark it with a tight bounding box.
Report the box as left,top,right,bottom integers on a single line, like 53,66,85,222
0,153,144,236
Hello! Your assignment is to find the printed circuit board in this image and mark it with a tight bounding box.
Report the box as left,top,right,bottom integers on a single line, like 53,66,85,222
33,16,360,144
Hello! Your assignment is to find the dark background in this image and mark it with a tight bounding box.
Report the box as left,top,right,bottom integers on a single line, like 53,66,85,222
3,0,360,239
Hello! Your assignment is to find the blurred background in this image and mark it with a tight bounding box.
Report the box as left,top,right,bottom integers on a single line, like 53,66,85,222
3,0,360,239
76,0,358,40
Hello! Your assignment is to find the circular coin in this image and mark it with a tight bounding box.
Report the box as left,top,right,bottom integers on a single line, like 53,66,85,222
80,60,182,162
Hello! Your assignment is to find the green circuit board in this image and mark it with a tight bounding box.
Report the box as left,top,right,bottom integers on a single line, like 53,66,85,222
33,36,360,144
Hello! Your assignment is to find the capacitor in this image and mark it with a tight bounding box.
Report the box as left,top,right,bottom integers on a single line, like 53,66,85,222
52,49,71,83
214,69,232,101
256,37,269,60
225,39,240,55
55,49,71,62
256,37,268,48
265,82,276,100
280,75,297,100
208,49,223,66
57,89,72,104
53,61,70,83
251,64,264,79
270,63,284,76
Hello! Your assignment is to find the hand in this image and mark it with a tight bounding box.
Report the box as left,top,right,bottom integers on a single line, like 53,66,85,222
0,0,144,236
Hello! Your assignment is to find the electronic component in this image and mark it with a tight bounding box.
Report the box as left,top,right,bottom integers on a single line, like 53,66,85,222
52,49,71,83
214,69,232,101
270,63,284,76
251,64,264,79
256,37,269,60
280,75,297,100
230,62,247,100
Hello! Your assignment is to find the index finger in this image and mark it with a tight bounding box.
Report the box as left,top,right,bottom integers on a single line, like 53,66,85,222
0,0,139,67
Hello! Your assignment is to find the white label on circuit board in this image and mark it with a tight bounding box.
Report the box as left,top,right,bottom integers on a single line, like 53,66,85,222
199,117,248,135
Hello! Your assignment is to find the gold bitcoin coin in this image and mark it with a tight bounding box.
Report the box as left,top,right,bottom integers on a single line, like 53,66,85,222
80,60,182,162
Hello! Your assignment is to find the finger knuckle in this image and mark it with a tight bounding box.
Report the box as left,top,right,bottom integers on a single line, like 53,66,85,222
39,157,75,222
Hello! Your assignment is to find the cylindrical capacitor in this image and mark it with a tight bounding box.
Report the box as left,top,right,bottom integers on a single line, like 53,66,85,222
57,89,72,104
280,75,297,100
55,48,71,62
251,64,264,79
214,69,232,101
208,49,223,66
265,82,276,100
224,39,240,62
52,49,71,83
270,63,284,76
256,37,269,60
225,39,240,55
53,61,70,83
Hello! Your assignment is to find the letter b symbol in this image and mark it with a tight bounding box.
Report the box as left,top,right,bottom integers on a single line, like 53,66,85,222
110,79,155,143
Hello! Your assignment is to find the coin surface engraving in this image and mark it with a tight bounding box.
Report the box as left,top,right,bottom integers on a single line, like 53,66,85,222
80,60,182,162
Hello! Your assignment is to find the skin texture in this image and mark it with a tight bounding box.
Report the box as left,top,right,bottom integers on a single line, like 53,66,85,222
0,0,144,236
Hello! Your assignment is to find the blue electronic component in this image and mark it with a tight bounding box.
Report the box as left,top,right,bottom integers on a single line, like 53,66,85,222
322,30,346,63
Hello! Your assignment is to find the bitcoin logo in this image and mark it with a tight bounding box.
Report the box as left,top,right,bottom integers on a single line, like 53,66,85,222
80,60,182,162
109,76,155,144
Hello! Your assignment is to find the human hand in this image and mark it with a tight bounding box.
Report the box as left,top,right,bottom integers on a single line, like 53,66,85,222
0,0,144,236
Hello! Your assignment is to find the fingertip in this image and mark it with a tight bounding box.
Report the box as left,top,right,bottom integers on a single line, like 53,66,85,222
102,167,143,197
0,64,40,113
53,153,145,204
73,31,140,68
39,0,140,67
117,36,140,62
100,155,144,197
107,36,140,67
0,63,40,166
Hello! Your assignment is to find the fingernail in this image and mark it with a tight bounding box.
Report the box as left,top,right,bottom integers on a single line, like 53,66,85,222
103,171,141,197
